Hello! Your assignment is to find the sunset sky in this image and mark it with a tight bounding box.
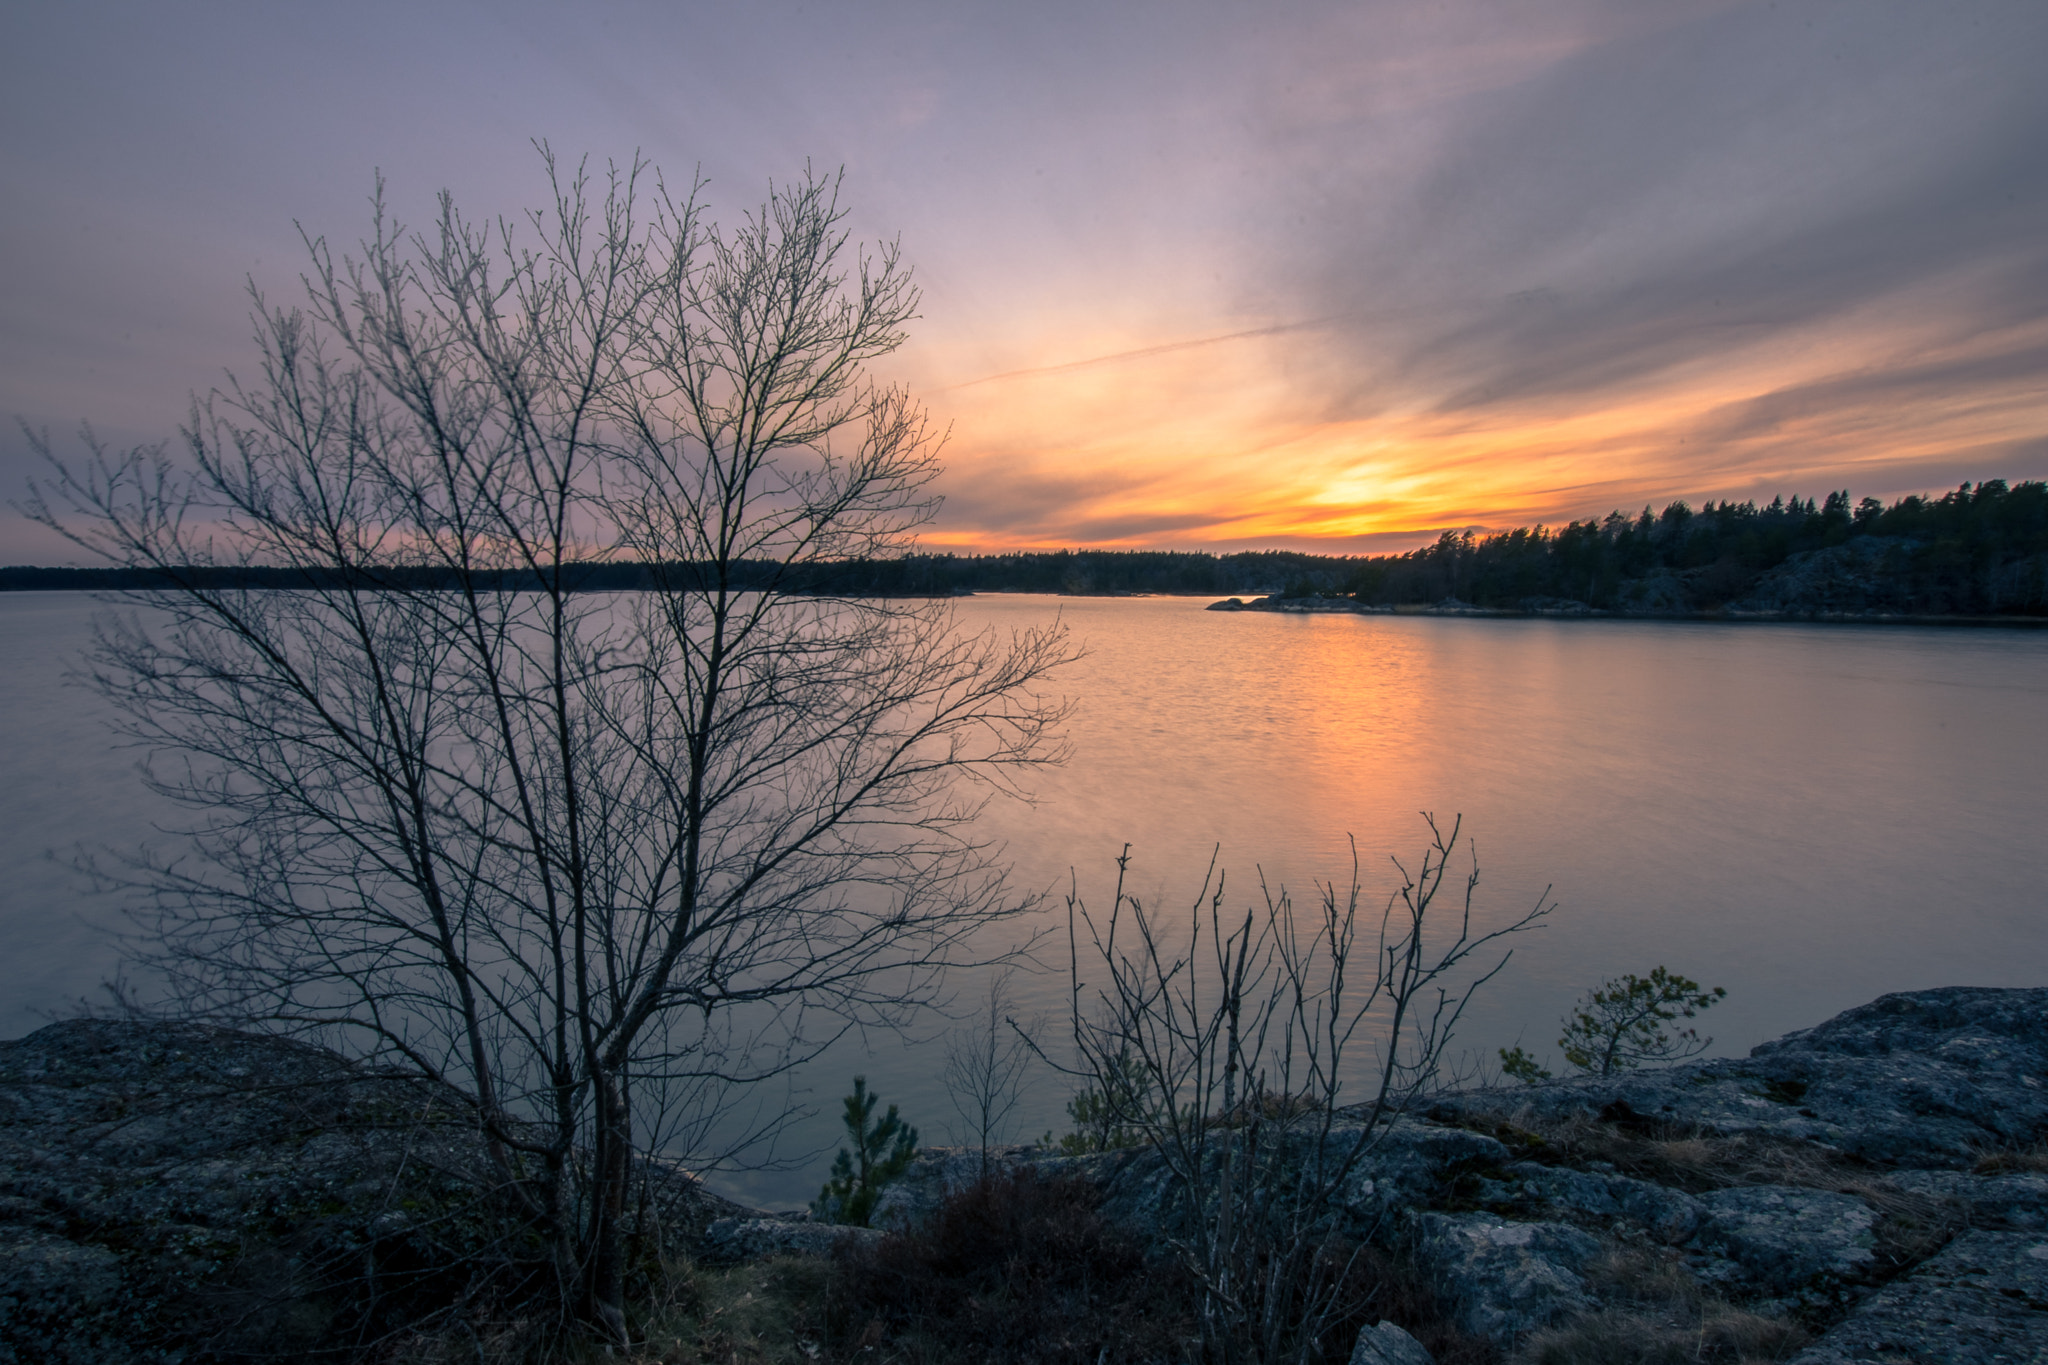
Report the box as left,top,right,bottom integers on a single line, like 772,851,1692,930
3,0,2045,561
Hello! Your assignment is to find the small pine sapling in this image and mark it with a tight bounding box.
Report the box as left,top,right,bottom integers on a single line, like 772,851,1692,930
1497,1043,1552,1084
814,1076,919,1226
1054,1047,1161,1154
1500,967,1727,1081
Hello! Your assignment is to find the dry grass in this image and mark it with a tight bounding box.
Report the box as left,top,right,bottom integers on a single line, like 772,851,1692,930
1457,1109,1851,1194
642,1256,837,1365
1512,1248,1808,1365
1972,1141,2048,1175
1837,1178,1967,1271
365,1241,1803,1365
350,1106,2008,1364
1517,1307,1808,1365
1450,1106,1969,1292
383,1256,839,1365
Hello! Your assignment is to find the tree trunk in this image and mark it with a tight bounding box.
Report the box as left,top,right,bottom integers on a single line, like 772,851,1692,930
583,1070,632,1342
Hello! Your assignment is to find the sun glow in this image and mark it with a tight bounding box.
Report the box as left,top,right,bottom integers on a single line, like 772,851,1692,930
905,280,2048,555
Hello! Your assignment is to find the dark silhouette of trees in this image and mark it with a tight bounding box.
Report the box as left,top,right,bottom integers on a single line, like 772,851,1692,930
24,151,1072,1341
13,478,2041,614
1337,480,2048,615
636,481,2048,612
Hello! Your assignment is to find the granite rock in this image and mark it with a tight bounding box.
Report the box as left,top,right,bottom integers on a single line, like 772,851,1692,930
0,1019,747,1361
1786,1230,2048,1364
1408,1211,1602,1343
1476,1159,1706,1244
1429,987,2048,1167
13,988,2048,1360
1689,1185,1877,1292
1349,1317,1436,1365
1884,1168,2048,1230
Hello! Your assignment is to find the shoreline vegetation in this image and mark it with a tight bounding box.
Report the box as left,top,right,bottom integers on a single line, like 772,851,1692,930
8,478,2044,622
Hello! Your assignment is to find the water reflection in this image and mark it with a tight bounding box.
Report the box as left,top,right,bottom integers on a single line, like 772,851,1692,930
4,592,2046,1208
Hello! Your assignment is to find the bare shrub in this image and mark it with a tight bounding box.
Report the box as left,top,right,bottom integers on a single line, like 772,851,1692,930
942,970,1036,1177
1051,816,1552,1365
823,1168,1199,1365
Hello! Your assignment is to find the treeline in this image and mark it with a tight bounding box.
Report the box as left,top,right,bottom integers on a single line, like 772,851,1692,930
9,481,2045,615
0,562,665,593
788,549,1342,597
0,550,1341,597
1339,479,2048,616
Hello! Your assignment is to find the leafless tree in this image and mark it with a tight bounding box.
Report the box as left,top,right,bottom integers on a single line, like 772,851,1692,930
1050,817,1550,1365
941,969,1036,1178
22,150,1073,1342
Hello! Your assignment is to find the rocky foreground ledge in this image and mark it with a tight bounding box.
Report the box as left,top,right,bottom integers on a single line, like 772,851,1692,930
8,989,2048,1362
0,1022,752,1362
731,987,2048,1363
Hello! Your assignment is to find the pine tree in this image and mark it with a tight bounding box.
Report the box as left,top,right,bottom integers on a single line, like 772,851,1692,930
813,1077,918,1226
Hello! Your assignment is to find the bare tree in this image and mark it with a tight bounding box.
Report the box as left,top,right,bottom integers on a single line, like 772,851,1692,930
1050,817,1550,1365
23,151,1072,1341
942,969,1036,1178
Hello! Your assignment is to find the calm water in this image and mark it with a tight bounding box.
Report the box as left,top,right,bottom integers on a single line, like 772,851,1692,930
3,592,2046,1205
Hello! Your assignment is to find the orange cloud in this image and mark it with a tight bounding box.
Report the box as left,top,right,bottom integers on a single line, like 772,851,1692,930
900,270,2048,555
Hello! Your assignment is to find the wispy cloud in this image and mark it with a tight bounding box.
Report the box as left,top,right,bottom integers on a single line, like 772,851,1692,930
2,0,2043,559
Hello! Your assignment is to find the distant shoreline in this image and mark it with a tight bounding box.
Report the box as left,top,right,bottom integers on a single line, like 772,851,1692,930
6,572,2040,626
1204,593,2048,627
13,479,2042,616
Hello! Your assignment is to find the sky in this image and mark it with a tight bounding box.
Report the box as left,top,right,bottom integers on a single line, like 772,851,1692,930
3,0,2045,562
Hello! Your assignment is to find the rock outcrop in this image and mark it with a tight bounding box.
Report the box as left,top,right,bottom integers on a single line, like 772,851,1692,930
1421,987,2048,1354
1349,1318,1436,1365
1782,1230,2048,1364
699,1215,881,1262
1206,593,1390,614
1406,1212,1602,1340
895,988,2048,1357
0,1019,743,1363
8,988,2048,1361
1427,985,2048,1166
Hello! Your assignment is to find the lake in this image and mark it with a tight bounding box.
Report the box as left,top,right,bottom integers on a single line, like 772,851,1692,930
3,591,2045,1207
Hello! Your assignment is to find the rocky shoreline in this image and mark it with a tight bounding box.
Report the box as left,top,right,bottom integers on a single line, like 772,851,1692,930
7,988,2048,1361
